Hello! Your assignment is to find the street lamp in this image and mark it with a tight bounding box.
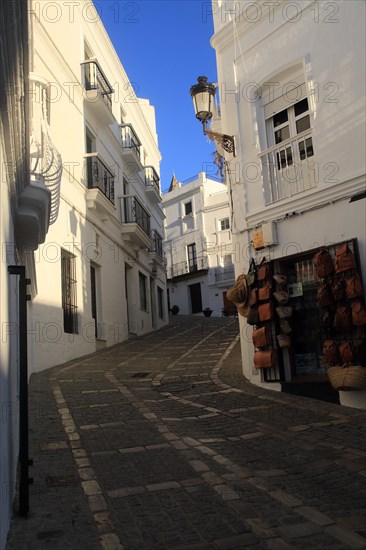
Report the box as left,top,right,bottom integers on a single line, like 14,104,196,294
190,76,235,156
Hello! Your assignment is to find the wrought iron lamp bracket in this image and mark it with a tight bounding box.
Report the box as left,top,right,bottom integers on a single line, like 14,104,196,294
202,122,235,156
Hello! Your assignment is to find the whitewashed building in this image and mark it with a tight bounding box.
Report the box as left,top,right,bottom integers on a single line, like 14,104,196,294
1,0,64,545
210,0,366,407
29,0,168,373
163,172,235,316
1,0,167,544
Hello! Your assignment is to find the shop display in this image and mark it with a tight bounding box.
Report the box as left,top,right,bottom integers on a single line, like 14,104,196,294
313,240,366,391
248,239,365,385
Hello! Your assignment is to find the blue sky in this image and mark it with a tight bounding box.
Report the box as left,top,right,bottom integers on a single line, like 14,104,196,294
98,0,218,193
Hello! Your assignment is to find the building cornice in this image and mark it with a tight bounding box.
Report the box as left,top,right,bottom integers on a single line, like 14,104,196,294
211,0,316,55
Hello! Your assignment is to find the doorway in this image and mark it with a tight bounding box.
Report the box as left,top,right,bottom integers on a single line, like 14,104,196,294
189,283,202,313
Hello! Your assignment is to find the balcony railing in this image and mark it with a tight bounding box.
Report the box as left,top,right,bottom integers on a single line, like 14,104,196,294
81,59,114,110
120,124,141,162
121,195,150,236
214,264,235,283
149,230,163,257
145,166,160,193
85,154,115,204
168,256,208,279
259,129,316,205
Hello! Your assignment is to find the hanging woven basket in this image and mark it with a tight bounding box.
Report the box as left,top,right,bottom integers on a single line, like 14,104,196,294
327,365,366,391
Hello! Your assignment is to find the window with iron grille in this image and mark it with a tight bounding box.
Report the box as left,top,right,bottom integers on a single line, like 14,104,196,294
157,286,164,319
139,271,147,311
61,249,78,334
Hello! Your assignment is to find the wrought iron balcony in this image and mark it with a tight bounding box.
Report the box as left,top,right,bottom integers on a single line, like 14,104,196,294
85,153,115,204
120,124,141,162
120,195,151,248
149,230,163,257
214,264,235,285
144,166,161,197
81,59,114,111
167,256,208,279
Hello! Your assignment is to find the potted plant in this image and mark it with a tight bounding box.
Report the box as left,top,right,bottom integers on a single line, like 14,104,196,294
203,307,213,317
170,305,180,315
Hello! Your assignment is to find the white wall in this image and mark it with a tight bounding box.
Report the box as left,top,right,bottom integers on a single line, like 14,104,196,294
0,144,19,550
212,0,366,403
29,0,168,371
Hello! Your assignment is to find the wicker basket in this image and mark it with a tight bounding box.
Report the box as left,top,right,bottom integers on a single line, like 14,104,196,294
327,365,366,391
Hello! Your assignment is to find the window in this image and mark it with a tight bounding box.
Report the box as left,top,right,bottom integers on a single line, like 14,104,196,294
221,254,232,267
269,97,314,171
187,243,197,272
61,249,78,334
139,272,147,310
261,86,316,203
184,201,192,216
157,287,164,319
220,218,230,231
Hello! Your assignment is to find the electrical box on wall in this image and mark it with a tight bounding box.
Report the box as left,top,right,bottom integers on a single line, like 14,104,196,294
252,222,278,250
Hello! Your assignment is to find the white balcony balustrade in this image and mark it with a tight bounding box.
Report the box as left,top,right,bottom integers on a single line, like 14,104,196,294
260,129,316,204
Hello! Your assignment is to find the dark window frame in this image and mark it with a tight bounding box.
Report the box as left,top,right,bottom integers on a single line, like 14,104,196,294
61,249,78,334
139,271,148,311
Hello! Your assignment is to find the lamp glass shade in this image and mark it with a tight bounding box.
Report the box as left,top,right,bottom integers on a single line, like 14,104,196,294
190,76,216,123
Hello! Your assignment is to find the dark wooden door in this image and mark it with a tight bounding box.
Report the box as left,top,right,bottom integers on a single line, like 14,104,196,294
189,283,202,314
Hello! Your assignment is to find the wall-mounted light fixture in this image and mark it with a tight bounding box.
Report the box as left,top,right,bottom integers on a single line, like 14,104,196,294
190,76,235,156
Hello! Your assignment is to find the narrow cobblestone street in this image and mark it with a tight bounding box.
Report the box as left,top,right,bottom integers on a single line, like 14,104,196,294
6,316,366,550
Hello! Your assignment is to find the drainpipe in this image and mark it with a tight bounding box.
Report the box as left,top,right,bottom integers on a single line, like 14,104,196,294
8,266,33,516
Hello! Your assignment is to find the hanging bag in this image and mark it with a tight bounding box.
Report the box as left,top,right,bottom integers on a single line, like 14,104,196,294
280,319,292,334
321,310,334,332
277,334,291,348
333,305,352,331
276,306,293,319
334,243,356,273
248,288,257,307
351,300,366,326
257,258,269,281
252,326,270,348
258,302,272,322
258,282,272,302
247,306,259,326
273,273,287,285
339,341,354,363
346,273,364,299
273,291,289,305
254,350,275,369
322,340,339,364
246,258,257,287
317,284,334,307
332,279,347,302
313,249,334,278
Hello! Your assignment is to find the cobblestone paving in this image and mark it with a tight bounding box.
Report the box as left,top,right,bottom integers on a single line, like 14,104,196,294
6,316,366,549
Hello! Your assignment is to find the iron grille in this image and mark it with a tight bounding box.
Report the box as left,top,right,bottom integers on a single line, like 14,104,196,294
120,124,141,161
82,59,113,110
85,155,115,204
122,196,150,236
61,249,78,334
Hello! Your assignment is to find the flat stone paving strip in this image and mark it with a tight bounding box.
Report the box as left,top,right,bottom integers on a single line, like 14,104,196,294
6,316,366,549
